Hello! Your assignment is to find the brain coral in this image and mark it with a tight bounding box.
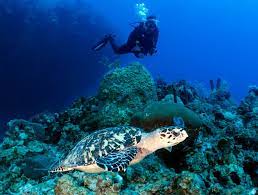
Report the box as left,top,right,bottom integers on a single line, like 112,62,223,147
96,62,157,127
98,62,157,106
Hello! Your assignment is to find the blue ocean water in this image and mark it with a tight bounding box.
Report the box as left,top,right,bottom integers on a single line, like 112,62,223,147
0,0,258,133
93,0,258,100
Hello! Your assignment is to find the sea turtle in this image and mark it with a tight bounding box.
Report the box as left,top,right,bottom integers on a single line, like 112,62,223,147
50,123,188,173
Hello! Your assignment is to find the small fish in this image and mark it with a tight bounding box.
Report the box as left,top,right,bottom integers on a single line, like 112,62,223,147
172,117,185,128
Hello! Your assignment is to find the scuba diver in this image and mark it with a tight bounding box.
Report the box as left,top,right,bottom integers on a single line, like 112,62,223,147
92,15,159,58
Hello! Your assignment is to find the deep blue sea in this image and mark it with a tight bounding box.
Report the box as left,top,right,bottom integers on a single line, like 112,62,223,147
1,0,258,134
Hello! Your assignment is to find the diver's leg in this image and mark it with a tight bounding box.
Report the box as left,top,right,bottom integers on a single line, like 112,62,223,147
92,35,112,51
109,38,131,54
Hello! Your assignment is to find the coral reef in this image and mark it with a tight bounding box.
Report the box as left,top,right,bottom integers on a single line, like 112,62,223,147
156,79,200,105
209,79,234,109
0,62,257,194
238,85,258,128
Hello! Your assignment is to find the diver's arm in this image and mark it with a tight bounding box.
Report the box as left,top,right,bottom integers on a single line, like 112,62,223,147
126,23,144,49
150,29,159,55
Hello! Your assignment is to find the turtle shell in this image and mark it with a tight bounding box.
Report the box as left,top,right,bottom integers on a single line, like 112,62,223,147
61,126,142,168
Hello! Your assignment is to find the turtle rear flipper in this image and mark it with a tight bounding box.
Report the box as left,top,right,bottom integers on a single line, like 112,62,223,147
96,147,138,172
49,165,74,173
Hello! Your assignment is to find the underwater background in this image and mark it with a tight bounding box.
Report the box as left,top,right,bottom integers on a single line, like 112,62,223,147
1,0,258,133
0,0,257,194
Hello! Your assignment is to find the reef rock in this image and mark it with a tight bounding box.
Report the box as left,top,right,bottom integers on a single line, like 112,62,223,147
55,171,124,195
23,155,56,179
238,85,258,128
156,79,201,104
55,175,91,195
7,119,47,142
209,79,234,109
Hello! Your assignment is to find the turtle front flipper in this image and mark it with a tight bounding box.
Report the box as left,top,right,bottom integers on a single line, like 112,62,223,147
96,147,138,172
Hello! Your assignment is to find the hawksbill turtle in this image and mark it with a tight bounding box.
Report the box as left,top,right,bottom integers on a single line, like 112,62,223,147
50,122,188,173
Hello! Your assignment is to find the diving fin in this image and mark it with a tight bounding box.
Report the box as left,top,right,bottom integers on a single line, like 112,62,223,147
92,35,111,51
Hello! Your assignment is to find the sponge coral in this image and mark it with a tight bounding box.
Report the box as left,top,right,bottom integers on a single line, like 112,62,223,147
131,102,203,135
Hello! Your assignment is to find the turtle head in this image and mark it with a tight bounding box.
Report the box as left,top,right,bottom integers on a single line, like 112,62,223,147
157,126,188,148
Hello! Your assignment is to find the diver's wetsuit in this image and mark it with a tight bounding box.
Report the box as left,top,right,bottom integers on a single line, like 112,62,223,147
109,22,159,58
